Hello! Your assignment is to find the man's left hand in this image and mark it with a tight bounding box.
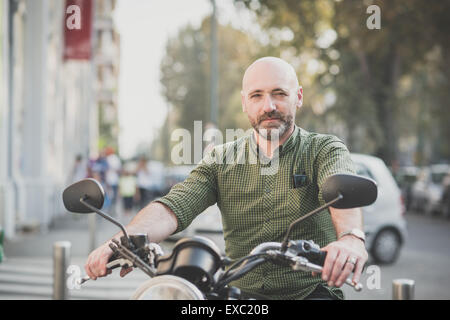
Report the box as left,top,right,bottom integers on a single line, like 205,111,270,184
318,236,368,288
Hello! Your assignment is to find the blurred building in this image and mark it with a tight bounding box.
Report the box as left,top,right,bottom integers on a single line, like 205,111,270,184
0,0,120,239
94,0,120,151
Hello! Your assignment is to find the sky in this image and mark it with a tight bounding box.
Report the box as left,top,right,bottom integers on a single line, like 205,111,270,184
113,0,211,159
113,0,259,159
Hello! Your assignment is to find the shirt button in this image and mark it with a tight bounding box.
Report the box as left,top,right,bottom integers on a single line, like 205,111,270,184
265,188,271,193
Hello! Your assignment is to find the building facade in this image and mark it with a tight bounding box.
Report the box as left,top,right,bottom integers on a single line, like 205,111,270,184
0,0,119,239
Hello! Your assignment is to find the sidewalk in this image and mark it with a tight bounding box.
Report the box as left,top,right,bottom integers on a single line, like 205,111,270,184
0,212,171,300
0,207,224,299
2,206,223,258
3,213,123,259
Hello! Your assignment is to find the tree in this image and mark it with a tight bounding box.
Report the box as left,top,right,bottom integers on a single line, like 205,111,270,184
158,18,261,164
237,0,450,165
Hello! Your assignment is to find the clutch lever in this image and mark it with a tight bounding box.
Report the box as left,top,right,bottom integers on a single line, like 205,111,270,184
76,238,159,286
76,257,133,286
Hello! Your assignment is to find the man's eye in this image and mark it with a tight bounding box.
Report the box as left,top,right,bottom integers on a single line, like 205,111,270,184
275,92,287,96
251,94,262,98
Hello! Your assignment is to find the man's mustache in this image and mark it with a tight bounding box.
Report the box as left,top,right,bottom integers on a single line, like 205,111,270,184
258,111,286,123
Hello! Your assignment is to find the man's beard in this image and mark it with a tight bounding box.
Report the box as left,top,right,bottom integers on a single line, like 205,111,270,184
250,110,293,141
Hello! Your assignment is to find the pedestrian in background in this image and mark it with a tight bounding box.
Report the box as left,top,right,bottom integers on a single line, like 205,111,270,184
119,166,137,217
90,150,111,210
135,156,152,210
105,147,122,215
70,154,87,183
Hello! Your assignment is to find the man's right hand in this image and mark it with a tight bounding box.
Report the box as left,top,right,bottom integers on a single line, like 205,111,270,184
85,242,114,280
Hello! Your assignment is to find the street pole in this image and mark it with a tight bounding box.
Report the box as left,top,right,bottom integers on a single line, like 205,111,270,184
89,213,97,253
210,0,218,126
392,278,415,300
53,241,71,300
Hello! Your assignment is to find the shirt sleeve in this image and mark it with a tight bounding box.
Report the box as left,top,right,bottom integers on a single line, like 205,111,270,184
153,150,218,233
314,135,356,205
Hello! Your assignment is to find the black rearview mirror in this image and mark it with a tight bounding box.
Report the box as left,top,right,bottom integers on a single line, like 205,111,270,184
62,178,105,213
322,174,377,209
62,178,131,244
281,173,378,252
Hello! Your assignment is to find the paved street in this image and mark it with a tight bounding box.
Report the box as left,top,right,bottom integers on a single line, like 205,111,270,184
343,212,450,300
1,210,449,300
1,213,175,300
0,256,150,299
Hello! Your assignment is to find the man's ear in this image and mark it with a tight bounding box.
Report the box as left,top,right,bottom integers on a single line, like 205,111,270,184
296,86,303,109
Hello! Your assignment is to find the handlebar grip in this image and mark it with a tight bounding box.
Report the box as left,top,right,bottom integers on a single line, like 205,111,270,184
315,250,327,267
108,251,120,263
289,240,328,266
305,249,327,266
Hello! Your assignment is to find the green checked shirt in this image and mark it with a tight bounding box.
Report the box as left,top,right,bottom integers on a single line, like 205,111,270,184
155,125,356,300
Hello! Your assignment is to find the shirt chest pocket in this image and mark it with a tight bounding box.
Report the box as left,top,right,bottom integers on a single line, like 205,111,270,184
274,185,319,230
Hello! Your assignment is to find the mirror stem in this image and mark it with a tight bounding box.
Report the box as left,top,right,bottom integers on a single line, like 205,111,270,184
80,197,131,247
280,194,343,253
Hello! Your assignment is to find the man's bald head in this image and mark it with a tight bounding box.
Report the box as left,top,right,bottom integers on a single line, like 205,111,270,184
240,57,303,142
242,57,299,93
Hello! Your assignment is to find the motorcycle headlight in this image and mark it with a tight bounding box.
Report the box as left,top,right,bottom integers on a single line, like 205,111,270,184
155,236,222,291
130,275,204,300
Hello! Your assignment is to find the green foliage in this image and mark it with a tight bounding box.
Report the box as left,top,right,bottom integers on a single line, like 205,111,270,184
98,102,119,153
237,0,450,165
157,18,262,163
155,1,450,166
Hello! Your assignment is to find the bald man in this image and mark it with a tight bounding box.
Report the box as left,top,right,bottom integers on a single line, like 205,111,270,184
85,57,367,300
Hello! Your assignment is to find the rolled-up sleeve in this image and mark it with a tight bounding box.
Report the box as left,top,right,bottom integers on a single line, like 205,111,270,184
154,150,218,233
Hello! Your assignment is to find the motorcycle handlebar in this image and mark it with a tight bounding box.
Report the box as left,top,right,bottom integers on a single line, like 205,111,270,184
304,248,327,266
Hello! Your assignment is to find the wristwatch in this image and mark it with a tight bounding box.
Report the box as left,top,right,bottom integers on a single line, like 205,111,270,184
338,229,366,243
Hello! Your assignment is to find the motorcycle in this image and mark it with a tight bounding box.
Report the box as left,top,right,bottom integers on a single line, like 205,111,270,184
62,173,377,300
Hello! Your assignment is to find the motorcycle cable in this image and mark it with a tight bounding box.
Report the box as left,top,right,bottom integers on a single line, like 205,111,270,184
215,254,270,291
218,253,269,281
280,194,343,253
109,238,157,277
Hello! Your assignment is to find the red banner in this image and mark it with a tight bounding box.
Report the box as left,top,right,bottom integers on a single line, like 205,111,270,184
63,0,93,60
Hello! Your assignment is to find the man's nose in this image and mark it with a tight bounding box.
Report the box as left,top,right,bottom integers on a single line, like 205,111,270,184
262,94,276,113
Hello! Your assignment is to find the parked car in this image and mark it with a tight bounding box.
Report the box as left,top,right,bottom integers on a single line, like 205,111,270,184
162,165,197,196
351,154,407,264
410,164,450,216
440,172,450,219
393,166,420,211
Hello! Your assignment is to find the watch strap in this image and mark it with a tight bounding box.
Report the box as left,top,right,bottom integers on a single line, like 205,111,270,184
338,229,366,243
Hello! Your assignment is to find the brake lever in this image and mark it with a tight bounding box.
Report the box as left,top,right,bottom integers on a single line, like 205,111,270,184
290,255,363,292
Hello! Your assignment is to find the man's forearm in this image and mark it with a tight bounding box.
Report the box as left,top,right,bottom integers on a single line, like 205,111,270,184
329,207,363,239
110,202,178,244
